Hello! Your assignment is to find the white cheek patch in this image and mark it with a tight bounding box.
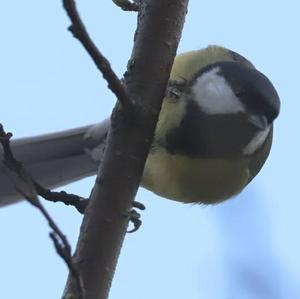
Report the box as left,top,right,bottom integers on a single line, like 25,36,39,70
191,67,245,115
243,126,271,155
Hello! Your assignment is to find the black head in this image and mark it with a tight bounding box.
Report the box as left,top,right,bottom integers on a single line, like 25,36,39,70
217,61,280,125
162,60,280,159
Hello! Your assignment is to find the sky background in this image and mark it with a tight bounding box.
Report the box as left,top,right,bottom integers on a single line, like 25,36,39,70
0,0,299,298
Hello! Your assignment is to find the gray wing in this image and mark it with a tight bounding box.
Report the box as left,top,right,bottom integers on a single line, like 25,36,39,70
0,119,110,206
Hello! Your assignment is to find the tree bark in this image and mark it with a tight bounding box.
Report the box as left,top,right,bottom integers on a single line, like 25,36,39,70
63,1,189,298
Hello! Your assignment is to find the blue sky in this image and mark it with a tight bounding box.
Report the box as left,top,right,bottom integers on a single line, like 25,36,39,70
0,1,299,298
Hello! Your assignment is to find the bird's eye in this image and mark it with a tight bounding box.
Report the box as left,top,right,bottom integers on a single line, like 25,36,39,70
167,78,187,100
171,87,181,97
167,86,182,100
235,89,244,97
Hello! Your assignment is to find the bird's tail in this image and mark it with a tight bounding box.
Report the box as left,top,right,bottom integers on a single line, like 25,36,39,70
0,119,110,206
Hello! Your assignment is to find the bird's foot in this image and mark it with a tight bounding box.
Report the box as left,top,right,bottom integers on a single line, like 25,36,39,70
125,200,145,233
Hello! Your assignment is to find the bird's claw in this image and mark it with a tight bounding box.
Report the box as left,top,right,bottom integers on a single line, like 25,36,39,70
126,209,142,233
132,200,146,210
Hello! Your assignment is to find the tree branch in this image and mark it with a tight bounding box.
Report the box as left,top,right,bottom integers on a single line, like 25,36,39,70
34,182,88,214
0,124,85,299
63,0,189,298
63,0,131,109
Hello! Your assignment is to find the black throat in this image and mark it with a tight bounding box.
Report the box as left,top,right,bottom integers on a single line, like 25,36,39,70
161,100,261,158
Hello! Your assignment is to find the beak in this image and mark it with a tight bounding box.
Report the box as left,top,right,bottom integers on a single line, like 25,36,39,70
248,114,268,130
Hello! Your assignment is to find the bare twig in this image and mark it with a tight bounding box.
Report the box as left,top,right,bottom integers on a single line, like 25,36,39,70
0,124,88,213
63,0,131,109
0,124,84,299
34,182,88,214
37,202,85,298
112,0,139,11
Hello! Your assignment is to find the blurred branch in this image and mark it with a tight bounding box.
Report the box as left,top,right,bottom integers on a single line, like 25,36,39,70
63,0,189,298
63,0,132,109
112,0,139,11
0,124,85,299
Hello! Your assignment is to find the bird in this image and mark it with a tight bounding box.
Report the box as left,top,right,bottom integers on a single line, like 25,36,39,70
0,45,280,206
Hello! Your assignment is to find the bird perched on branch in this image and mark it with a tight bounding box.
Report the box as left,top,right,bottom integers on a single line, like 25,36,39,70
0,45,280,206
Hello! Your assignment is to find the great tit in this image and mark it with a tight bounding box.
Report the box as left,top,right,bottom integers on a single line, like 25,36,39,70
0,45,280,206
141,45,280,204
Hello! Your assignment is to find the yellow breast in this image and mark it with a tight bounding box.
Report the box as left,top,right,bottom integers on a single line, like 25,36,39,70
141,146,250,204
